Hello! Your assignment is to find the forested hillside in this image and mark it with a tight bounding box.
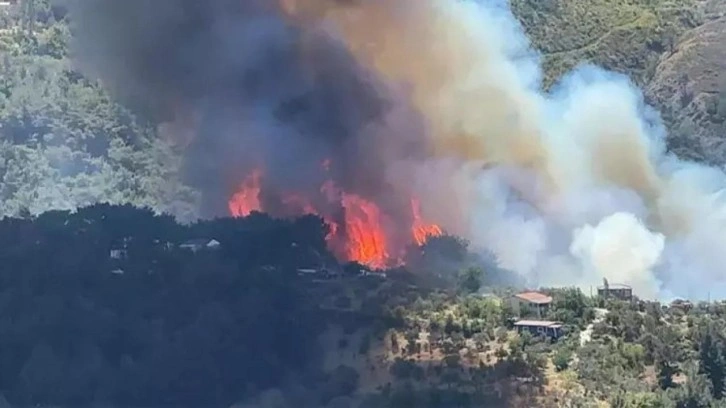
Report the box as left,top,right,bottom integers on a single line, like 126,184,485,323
5,204,726,407
0,1,199,220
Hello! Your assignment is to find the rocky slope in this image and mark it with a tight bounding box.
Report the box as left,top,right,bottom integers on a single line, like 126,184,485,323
646,7,726,164
512,0,726,165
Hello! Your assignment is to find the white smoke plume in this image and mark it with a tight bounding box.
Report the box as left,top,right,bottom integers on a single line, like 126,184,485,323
291,0,726,300
570,213,665,299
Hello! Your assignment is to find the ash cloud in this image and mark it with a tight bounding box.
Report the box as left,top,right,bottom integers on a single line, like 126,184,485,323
66,0,726,300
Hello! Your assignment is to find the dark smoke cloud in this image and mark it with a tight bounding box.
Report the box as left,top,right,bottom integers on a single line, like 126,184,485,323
64,0,427,224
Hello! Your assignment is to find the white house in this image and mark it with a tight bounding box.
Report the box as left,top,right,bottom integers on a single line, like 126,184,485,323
179,238,221,253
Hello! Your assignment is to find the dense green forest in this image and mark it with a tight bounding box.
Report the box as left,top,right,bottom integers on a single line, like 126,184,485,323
0,204,334,407
0,1,200,221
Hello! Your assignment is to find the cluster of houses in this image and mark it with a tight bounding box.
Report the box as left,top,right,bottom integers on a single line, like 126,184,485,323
509,282,634,340
108,237,392,283
108,237,222,275
295,266,387,282
109,238,221,260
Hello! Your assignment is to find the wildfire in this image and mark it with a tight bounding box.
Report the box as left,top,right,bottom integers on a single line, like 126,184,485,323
228,169,262,217
411,198,443,245
227,166,442,268
281,193,317,215
341,193,389,268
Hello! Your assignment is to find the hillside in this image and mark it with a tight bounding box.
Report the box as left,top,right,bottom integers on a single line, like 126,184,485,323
512,0,726,164
2,204,726,408
5,1,726,407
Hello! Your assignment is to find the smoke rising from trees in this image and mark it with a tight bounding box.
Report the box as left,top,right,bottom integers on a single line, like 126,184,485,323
62,0,726,299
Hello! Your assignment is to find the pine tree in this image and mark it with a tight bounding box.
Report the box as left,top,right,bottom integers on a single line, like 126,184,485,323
699,322,726,399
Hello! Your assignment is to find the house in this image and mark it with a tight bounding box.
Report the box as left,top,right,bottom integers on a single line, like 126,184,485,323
154,239,175,251
510,291,553,317
179,238,221,253
358,270,387,279
514,320,564,340
670,299,693,312
597,282,633,301
109,248,127,260
109,237,131,259
297,268,318,277
297,267,341,281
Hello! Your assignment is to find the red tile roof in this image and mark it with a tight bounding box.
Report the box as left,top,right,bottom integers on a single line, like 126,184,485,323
514,291,553,304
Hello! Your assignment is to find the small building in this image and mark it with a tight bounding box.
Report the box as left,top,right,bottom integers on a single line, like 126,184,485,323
109,237,131,260
514,320,564,340
510,291,553,318
154,239,175,251
297,268,318,277
670,299,694,313
597,282,633,301
109,248,127,260
297,267,341,281
358,270,387,279
179,238,221,253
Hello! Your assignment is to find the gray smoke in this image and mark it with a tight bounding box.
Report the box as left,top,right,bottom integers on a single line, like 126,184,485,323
65,0,726,300
64,0,427,231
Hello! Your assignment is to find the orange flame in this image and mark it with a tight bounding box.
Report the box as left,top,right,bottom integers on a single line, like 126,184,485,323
228,169,262,217
227,165,442,269
411,198,443,245
282,192,338,241
341,193,389,269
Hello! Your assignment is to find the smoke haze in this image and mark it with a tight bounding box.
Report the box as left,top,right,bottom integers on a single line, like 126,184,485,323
64,0,726,300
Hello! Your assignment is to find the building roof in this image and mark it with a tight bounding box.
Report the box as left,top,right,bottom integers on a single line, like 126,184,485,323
514,320,562,328
181,238,219,247
597,283,632,290
514,291,553,304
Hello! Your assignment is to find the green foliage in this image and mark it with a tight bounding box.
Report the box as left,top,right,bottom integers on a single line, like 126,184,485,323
670,363,713,408
390,358,424,380
553,347,573,371
0,8,200,221
696,319,726,399
458,266,484,294
654,325,686,390
0,204,335,407
547,287,594,327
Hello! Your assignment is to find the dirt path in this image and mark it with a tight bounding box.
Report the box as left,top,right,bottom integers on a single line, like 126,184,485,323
579,308,608,346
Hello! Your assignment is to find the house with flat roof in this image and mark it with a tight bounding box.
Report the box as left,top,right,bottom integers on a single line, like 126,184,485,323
510,291,553,318
179,238,221,253
514,320,564,340
597,281,633,301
